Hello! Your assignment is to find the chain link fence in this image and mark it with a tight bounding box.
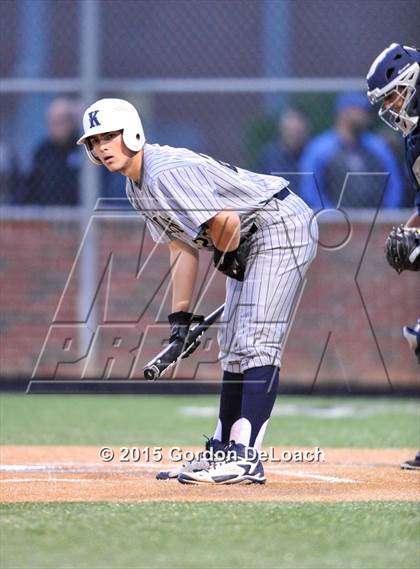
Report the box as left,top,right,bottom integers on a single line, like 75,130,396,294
1,0,419,206
1,90,415,207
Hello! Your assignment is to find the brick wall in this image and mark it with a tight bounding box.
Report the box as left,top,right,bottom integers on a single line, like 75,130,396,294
1,218,418,388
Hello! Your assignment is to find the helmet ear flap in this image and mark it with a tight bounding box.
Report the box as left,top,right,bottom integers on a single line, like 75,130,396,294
122,124,145,152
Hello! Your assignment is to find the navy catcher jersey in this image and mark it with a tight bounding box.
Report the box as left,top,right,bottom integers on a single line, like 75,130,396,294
126,143,290,249
405,126,420,214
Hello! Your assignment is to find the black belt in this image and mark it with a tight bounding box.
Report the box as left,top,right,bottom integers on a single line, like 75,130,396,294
273,188,290,201
244,189,290,238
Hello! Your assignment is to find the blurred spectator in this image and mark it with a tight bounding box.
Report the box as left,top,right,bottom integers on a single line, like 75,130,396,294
0,138,21,204
256,107,310,175
22,97,81,205
298,92,404,208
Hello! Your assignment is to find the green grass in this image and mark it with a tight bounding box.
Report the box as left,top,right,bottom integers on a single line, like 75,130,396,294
1,502,418,569
1,395,418,568
1,394,419,447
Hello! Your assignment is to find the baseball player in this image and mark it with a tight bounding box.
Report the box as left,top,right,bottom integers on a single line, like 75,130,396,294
367,43,420,471
77,98,318,484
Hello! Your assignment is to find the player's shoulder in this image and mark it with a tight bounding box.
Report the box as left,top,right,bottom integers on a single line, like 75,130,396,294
143,143,204,184
406,128,420,192
34,139,56,156
406,128,420,156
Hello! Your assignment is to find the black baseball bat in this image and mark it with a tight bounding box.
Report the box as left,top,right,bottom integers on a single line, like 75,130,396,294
143,304,225,381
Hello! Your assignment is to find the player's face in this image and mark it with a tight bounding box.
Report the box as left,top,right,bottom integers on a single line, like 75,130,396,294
89,130,133,171
383,89,405,113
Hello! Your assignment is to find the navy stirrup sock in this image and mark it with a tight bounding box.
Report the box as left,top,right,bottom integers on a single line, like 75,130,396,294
217,371,243,443
241,365,279,447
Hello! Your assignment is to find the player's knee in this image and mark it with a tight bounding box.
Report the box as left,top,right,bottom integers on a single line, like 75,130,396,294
243,365,279,394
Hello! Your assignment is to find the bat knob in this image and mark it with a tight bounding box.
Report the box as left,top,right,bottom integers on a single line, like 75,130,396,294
144,365,159,381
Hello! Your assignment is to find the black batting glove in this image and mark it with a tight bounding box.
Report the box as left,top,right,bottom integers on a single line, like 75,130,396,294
213,247,245,281
213,224,257,282
168,311,194,343
167,311,205,360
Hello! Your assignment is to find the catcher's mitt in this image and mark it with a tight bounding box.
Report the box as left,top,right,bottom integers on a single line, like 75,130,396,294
385,225,420,274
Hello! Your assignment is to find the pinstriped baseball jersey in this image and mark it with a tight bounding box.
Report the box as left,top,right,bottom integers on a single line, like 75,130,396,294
219,197,318,372
126,141,317,372
125,143,291,248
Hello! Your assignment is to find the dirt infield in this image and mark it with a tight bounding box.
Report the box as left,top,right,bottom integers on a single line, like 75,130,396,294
1,446,419,503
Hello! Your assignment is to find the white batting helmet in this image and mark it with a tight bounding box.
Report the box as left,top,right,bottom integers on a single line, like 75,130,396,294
77,98,145,164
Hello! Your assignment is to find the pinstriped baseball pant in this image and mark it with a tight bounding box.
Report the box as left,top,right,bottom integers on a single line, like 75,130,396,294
218,192,318,373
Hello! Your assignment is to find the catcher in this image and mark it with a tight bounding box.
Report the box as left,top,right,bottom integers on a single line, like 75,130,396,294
367,43,420,470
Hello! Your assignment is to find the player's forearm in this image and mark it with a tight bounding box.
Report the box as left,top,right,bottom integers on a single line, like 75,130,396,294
405,211,420,228
207,210,241,252
169,240,199,312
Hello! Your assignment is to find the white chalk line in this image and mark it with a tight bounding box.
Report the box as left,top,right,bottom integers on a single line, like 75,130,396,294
0,462,359,484
1,478,101,483
0,463,162,473
265,468,359,484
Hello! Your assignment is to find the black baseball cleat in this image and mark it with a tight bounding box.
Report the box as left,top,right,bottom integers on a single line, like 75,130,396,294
178,441,266,485
400,451,420,471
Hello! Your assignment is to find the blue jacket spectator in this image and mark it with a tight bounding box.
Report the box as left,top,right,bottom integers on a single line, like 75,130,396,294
299,92,404,209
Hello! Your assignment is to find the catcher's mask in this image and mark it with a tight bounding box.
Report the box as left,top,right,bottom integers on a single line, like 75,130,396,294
367,43,420,137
